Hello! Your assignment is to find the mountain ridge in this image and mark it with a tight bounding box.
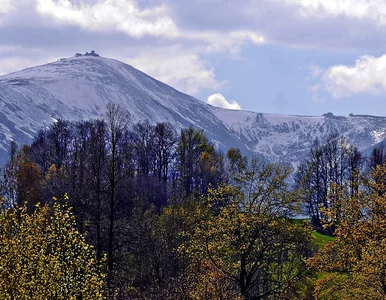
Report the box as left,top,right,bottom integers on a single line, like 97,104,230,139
1,54,386,166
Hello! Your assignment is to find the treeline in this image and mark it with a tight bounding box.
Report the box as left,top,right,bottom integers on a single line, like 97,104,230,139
295,134,386,299
295,134,362,231
3,102,386,298
0,103,314,299
295,133,386,232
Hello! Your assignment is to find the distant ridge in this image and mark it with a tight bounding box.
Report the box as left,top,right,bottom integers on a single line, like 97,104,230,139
1,54,386,166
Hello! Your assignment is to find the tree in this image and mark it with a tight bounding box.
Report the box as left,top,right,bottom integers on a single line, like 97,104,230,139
86,119,108,263
105,102,132,289
147,122,177,208
68,121,93,232
43,163,67,205
30,130,50,173
199,148,227,193
125,197,192,299
176,126,213,197
308,164,386,299
368,142,385,169
0,141,18,208
130,121,166,208
9,145,42,211
226,147,247,178
46,119,72,170
180,160,314,299
152,122,176,184
0,195,105,299
296,135,362,231
131,120,154,177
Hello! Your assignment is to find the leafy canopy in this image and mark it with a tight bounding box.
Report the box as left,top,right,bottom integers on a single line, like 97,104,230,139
0,195,105,299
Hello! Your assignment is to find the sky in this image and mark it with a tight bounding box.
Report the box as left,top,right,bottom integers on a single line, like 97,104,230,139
1,0,386,116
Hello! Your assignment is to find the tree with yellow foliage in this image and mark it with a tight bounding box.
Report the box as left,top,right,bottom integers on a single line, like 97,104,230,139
0,195,105,299
308,164,386,299
180,160,314,299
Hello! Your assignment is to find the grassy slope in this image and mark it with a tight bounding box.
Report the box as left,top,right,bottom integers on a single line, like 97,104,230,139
313,231,334,249
293,219,335,281
290,219,335,249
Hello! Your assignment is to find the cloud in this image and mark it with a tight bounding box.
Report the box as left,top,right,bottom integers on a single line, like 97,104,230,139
35,0,178,38
126,48,223,95
286,0,386,25
240,0,386,51
3,0,386,53
308,64,324,79
230,31,265,44
312,54,386,98
0,0,13,13
188,30,266,54
207,93,241,110
208,30,265,54
33,0,266,53
0,0,14,22
4,0,386,102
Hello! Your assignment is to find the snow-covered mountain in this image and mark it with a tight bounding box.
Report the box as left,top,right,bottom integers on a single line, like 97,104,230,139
1,54,386,166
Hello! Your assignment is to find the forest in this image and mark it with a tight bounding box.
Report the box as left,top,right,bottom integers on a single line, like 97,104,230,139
1,102,386,299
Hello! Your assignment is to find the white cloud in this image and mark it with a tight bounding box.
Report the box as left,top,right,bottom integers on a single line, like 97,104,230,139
188,30,265,54
230,31,265,45
313,54,386,98
34,1,266,53
207,93,241,110
286,0,386,25
0,0,14,14
0,0,15,23
126,48,222,95
308,64,324,78
35,0,178,38
215,30,265,54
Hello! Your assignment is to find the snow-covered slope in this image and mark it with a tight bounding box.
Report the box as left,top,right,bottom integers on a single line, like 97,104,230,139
1,55,386,166
0,55,250,164
212,109,386,165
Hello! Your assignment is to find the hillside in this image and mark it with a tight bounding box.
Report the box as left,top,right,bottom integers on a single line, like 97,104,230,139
0,54,386,165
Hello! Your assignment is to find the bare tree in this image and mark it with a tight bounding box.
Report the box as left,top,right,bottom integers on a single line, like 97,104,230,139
105,102,131,288
152,123,176,184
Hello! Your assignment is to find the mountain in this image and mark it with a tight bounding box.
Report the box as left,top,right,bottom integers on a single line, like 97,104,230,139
213,110,386,163
1,54,386,166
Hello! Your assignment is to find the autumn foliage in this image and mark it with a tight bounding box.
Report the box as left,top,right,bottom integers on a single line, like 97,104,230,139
308,164,386,299
0,195,105,299
6,112,386,298
180,165,314,299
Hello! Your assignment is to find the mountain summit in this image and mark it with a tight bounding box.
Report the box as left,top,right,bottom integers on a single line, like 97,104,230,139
0,54,248,163
1,54,386,165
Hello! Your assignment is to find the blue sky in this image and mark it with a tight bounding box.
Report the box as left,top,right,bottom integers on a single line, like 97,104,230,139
1,0,386,116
